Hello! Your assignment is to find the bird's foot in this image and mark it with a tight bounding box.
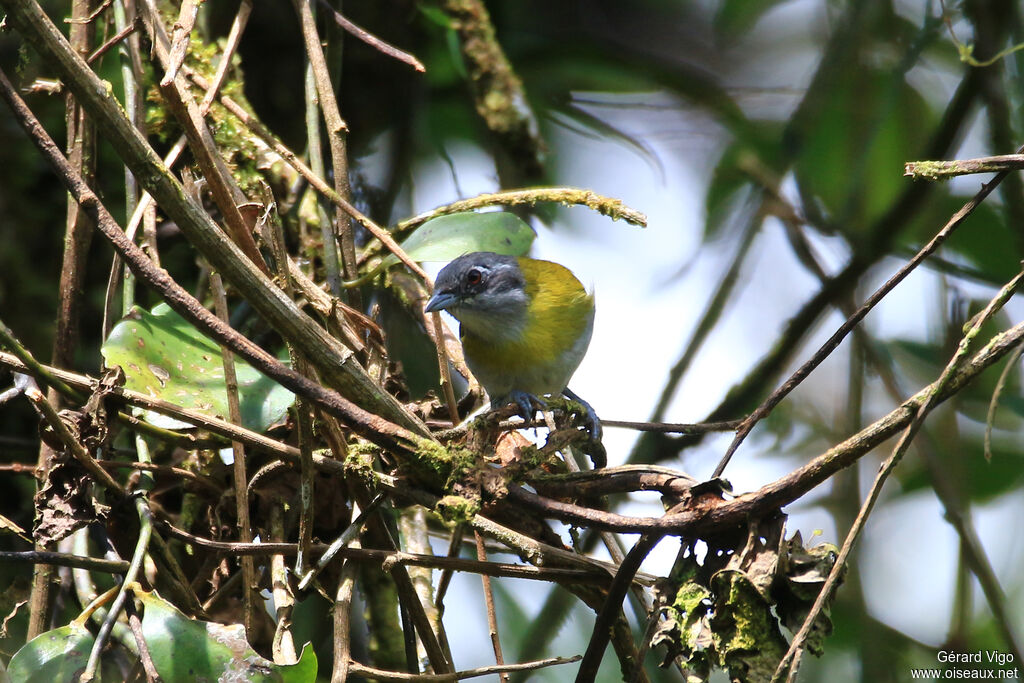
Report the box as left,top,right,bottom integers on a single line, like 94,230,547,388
496,391,546,426
563,387,602,442
562,387,606,468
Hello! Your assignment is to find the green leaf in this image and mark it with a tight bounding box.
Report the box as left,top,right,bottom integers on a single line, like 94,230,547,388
137,588,317,682
714,0,788,39
101,303,294,431
392,211,536,266
793,66,932,234
417,4,452,29
8,621,95,682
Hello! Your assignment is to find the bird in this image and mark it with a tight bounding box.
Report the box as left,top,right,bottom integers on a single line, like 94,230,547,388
424,251,602,442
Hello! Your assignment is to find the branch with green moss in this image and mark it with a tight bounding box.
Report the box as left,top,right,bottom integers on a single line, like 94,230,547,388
905,154,1024,180
395,187,647,234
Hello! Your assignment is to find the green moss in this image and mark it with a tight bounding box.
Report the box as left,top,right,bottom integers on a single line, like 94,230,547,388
413,440,477,487
144,33,273,195
711,571,789,683
434,494,480,526
673,581,712,617
514,443,564,474
343,443,380,486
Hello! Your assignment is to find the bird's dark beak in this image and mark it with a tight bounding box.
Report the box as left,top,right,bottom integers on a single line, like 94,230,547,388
424,291,459,313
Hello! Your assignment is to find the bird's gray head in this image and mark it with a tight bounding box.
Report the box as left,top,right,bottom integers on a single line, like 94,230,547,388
424,252,528,338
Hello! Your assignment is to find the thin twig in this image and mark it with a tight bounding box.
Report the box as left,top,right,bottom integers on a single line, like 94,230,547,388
297,495,384,591
433,312,461,424
347,656,581,682
294,393,316,579
0,551,129,573
198,0,251,115
96,459,221,497
629,603,667,683
602,418,741,434
85,15,137,64
390,271,477,409
434,524,464,612
124,598,160,682
315,0,425,71
0,350,300,460
104,136,186,334
211,271,257,640
0,317,80,401
984,341,1024,460
474,530,509,682
159,0,198,86
303,50,343,296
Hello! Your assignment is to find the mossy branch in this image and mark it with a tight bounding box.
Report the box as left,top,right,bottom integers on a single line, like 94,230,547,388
905,154,1024,180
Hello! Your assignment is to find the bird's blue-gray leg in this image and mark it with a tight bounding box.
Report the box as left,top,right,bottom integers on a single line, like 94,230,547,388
563,387,602,441
497,390,546,424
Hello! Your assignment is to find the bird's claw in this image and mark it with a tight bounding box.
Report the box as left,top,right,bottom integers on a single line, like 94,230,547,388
501,390,546,425
563,387,602,443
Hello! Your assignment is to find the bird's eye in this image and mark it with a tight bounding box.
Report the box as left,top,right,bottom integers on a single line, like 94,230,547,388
466,268,482,286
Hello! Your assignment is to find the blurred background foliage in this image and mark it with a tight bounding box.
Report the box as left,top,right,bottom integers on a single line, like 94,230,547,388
1,0,1024,681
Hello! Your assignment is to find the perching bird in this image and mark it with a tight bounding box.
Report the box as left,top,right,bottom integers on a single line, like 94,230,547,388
424,251,601,441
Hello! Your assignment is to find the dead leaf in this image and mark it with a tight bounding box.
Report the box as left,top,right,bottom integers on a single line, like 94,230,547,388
33,460,110,544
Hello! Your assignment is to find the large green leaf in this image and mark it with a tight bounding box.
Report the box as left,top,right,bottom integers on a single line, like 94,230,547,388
7,621,95,682
393,210,536,266
137,588,316,682
101,303,294,431
793,66,932,234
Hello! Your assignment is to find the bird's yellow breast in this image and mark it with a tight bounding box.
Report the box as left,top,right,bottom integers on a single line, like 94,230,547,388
461,258,594,396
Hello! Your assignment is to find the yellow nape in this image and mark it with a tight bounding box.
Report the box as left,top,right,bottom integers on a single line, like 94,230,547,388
518,258,593,360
